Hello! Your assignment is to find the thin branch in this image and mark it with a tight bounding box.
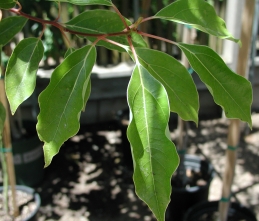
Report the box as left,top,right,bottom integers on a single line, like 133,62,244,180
53,2,61,22
38,23,46,39
103,38,129,50
137,30,177,45
112,3,130,30
140,16,156,24
127,35,139,64
9,8,131,38
16,1,22,12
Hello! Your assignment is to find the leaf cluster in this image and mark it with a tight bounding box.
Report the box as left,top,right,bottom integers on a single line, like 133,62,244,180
0,1,253,221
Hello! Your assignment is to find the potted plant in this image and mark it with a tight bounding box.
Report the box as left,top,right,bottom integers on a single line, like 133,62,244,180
0,7,42,221
0,0,254,221
0,92,41,220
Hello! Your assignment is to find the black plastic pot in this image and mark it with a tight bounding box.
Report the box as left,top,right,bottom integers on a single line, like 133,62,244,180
167,155,214,221
12,121,44,187
183,200,257,221
0,185,41,221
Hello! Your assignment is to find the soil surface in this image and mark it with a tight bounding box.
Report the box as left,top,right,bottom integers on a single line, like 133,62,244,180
1,113,259,221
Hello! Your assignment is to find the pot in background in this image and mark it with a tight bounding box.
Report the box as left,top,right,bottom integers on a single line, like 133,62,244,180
167,154,214,221
0,185,41,221
12,121,44,187
183,200,257,221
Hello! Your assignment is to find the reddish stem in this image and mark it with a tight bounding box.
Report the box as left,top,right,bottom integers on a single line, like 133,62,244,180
53,2,61,22
137,30,177,45
112,3,130,30
9,8,131,38
127,35,139,64
103,38,128,49
140,16,156,24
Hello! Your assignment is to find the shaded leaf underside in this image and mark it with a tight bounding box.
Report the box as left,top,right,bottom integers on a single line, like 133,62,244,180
37,45,96,167
178,43,252,127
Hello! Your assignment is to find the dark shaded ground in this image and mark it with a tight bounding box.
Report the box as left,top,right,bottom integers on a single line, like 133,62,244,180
34,113,259,221
36,121,157,221
2,113,259,221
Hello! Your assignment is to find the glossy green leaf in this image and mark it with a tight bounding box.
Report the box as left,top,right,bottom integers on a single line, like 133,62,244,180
0,16,28,46
0,102,6,132
64,48,76,58
5,38,44,114
47,0,112,6
37,45,96,167
155,0,240,44
0,0,16,9
64,47,90,112
178,43,252,127
127,64,179,221
136,48,199,124
64,47,91,112
65,10,147,52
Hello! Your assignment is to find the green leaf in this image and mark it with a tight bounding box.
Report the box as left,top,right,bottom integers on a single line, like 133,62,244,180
178,43,252,127
37,45,96,167
0,102,6,132
64,48,76,58
0,0,16,9
64,47,91,112
47,0,113,6
0,16,28,46
65,10,147,52
5,38,44,114
136,48,199,124
127,64,179,221
155,0,240,44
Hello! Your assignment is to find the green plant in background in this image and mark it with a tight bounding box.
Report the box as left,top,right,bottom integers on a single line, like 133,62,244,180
0,0,253,220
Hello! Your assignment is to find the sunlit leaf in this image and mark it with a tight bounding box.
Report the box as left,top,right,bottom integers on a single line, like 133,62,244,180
155,0,240,44
0,0,16,9
127,64,179,221
5,38,44,114
65,10,147,52
47,0,113,6
0,102,6,132
178,43,252,127
0,16,28,46
37,45,96,167
136,48,199,124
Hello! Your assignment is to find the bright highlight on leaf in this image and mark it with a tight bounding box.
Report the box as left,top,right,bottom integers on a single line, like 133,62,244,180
5,38,44,114
37,45,96,167
178,43,252,127
136,48,199,124
0,16,28,46
47,0,113,6
155,0,240,45
127,64,179,221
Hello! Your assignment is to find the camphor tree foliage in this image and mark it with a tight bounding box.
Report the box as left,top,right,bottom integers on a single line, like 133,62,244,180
0,0,253,220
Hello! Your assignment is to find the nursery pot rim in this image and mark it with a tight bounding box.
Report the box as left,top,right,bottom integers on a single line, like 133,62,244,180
0,185,41,221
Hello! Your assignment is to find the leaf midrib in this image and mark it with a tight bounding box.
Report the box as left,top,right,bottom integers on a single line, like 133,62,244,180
137,65,166,220
181,45,247,117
